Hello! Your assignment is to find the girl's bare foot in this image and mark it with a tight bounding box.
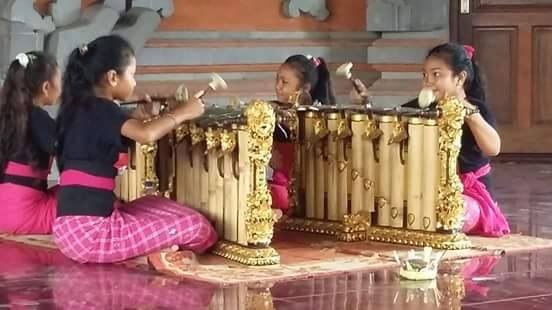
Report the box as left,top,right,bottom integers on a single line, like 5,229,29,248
272,208,283,222
147,249,198,276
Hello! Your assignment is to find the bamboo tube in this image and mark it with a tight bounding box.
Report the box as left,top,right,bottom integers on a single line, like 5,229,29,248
336,117,350,219
363,119,378,215
376,115,394,226
200,152,209,214
237,128,250,245
406,118,424,230
422,119,439,232
135,143,146,198
314,116,327,220
350,114,366,216
326,113,339,221
390,119,406,228
114,174,122,200
208,146,224,235
191,146,203,210
128,169,137,201
304,112,316,218
223,146,239,242
175,142,191,204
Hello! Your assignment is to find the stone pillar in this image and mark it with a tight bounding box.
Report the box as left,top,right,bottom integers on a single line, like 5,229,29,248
366,0,448,32
0,21,45,81
112,7,162,54
45,4,120,69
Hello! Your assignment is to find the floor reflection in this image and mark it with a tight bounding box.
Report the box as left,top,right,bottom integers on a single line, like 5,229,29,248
1,163,552,309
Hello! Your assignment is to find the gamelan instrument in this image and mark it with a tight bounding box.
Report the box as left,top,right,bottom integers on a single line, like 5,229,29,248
278,94,471,250
115,81,470,266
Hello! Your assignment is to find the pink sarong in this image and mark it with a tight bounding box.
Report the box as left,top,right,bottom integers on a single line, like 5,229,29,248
53,196,218,263
0,162,57,234
461,164,510,237
269,142,295,212
53,168,217,263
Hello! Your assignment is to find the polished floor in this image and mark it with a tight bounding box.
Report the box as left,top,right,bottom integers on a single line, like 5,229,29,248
1,162,552,309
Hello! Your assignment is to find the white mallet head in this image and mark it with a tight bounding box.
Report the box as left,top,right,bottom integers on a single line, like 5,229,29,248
336,62,353,79
175,83,189,101
418,87,436,109
208,73,228,91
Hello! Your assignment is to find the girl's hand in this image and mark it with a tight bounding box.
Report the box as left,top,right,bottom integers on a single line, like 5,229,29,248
172,91,205,121
133,94,161,120
349,79,369,105
141,94,161,116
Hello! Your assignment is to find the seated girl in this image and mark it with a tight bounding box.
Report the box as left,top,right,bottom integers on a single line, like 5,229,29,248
270,54,335,217
352,43,510,237
0,51,61,234
54,35,218,264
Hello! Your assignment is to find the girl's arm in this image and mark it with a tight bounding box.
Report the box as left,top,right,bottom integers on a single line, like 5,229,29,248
464,102,501,156
349,79,370,105
121,96,204,144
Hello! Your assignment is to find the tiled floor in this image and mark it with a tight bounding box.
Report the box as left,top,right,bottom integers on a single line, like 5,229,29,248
2,162,552,309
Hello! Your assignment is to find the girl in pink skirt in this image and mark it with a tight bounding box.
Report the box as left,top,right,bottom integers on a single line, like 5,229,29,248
53,35,217,264
352,43,510,237
271,55,335,216
0,51,61,234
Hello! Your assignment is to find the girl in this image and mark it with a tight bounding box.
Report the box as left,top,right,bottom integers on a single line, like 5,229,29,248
0,51,61,234
352,43,510,237
54,35,217,264
271,55,335,215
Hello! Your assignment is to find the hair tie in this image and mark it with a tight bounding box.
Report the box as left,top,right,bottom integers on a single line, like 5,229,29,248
463,45,475,60
79,44,89,56
306,54,321,67
15,53,30,68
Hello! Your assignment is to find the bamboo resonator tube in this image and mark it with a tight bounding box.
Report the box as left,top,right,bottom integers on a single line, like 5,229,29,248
294,106,441,233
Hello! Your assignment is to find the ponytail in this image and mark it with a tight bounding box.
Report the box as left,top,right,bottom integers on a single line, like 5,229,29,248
467,61,486,103
56,47,95,159
0,51,57,172
310,57,336,105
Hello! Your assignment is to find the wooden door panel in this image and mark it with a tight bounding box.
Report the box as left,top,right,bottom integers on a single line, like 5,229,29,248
455,0,552,153
472,27,517,125
533,27,552,125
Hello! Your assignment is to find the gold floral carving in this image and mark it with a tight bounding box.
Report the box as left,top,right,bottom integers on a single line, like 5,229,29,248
140,142,160,195
220,129,237,155
212,241,280,266
436,96,466,231
205,127,221,153
244,100,277,248
189,123,205,146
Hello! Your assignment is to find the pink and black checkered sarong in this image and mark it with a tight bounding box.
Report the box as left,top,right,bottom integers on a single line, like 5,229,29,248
53,195,218,263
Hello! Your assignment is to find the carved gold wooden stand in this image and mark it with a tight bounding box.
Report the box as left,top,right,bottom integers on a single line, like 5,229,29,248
172,100,280,266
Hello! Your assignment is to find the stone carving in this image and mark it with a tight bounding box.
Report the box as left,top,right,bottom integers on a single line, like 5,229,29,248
282,0,330,21
45,4,120,68
0,0,55,33
50,0,82,27
112,7,162,53
0,0,173,77
103,0,175,17
366,0,448,32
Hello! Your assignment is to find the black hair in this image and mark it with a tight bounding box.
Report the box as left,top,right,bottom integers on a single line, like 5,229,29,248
57,35,135,164
282,55,336,105
0,51,58,172
427,42,486,103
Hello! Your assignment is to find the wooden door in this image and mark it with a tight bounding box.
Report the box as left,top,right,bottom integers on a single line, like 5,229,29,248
451,0,552,153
